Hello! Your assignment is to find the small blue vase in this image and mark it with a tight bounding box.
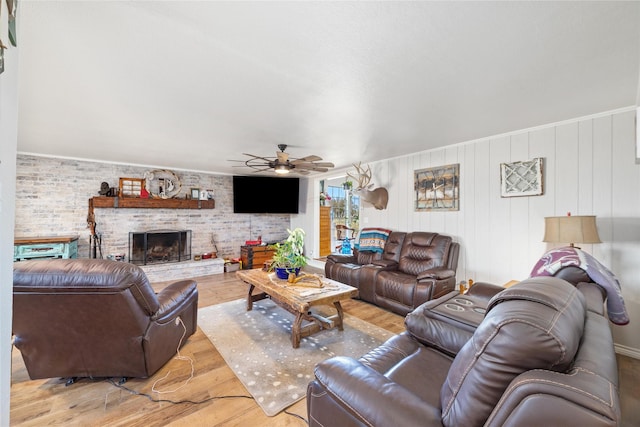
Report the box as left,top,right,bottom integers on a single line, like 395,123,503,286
275,267,300,280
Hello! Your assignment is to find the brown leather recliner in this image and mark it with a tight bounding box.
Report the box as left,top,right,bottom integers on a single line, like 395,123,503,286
325,231,459,315
13,258,198,380
307,276,620,426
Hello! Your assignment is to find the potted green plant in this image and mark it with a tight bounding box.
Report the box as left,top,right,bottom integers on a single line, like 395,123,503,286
270,228,307,279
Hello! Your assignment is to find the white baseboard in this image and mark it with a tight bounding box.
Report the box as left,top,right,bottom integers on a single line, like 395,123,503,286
615,343,640,359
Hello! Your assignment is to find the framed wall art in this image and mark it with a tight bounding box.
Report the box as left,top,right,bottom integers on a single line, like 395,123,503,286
500,158,544,197
119,178,144,198
414,163,459,211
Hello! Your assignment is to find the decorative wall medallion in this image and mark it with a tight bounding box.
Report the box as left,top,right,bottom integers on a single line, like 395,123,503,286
500,158,544,197
144,169,182,199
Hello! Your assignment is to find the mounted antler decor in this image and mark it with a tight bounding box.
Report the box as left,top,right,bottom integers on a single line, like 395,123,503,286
346,162,389,210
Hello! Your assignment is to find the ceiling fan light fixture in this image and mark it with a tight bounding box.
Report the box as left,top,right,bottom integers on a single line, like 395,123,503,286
231,144,332,175
274,164,290,174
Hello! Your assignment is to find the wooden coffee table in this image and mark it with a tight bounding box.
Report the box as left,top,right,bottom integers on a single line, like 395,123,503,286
236,269,358,348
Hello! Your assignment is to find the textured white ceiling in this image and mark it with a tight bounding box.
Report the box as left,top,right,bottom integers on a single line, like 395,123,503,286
16,1,640,175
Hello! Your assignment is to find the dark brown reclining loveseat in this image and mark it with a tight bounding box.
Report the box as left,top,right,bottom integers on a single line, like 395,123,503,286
307,276,620,426
13,258,198,380
325,231,459,315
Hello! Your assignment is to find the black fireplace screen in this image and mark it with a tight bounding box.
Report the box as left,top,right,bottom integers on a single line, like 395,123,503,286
128,230,192,265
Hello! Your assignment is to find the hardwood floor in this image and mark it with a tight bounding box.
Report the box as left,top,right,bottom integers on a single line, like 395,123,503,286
10,272,640,426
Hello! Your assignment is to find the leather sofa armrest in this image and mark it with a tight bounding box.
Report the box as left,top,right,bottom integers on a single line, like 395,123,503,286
576,282,606,315
154,279,198,321
313,356,442,426
486,368,620,426
405,299,475,356
372,259,398,270
417,267,455,281
326,253,356,264
465,282,505,301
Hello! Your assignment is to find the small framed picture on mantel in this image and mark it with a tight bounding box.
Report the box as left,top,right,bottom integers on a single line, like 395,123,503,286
190,188,200,200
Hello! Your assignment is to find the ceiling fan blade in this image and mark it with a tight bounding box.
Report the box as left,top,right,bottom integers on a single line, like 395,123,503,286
292,155,322,163
252,166,273,172
312,162,334,168
293,161,335,169
242,153,274,162
292,162,315,168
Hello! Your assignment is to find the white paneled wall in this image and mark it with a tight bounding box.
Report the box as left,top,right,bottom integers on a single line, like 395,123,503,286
297,107,640,354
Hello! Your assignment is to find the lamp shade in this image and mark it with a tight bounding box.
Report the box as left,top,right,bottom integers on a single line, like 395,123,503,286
543,215,601,246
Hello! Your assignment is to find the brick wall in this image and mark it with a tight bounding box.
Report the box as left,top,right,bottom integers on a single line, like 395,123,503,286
15,155,291,260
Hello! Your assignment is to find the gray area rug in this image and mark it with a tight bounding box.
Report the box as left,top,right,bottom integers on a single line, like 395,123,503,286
198,298,394,416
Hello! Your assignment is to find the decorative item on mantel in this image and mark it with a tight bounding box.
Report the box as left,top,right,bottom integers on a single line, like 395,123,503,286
143,169,182,199
119,178,145,198
98,181,118,197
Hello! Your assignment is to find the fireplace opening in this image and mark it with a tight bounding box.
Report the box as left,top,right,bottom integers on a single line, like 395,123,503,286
128,230,192,265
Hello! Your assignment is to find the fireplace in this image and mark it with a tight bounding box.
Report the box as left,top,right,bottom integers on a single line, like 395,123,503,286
128,230,192,265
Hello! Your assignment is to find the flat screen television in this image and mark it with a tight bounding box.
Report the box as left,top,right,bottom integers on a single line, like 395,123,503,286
233,175,300,214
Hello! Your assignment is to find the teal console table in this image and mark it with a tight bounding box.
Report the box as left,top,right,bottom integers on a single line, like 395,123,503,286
14,235,79,261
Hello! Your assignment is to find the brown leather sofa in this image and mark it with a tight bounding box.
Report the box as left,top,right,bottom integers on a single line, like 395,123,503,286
307,276,620,426
325,231,459,315
13,258,198,380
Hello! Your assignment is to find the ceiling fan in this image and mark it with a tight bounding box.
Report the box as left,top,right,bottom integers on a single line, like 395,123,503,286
230,144,334,175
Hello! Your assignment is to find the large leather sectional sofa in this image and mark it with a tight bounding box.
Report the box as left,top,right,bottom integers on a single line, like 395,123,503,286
325,231,460,315
307,275,621,426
